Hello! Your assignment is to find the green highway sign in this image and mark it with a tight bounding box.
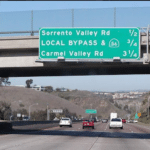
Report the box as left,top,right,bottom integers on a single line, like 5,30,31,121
39,27,140,60
85,109,97,114
134,113,139,119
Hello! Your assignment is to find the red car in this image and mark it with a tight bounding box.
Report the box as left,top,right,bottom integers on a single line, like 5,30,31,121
122,119,126,123
82,120,94,129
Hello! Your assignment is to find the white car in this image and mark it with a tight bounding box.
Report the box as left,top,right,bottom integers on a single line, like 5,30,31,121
59,118,72,127
133,120,138,123
109,118,123,129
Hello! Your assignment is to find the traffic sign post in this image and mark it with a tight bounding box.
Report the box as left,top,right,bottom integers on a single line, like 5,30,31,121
85,109,97,114
39,27,140,61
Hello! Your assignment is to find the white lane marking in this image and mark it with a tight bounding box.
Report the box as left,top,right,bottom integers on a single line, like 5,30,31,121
105,122,109,130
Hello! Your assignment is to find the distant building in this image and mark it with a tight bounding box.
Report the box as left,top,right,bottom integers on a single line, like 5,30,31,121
94,92,99,94
11,85,25,88
31,85,46,91
104,93,111,95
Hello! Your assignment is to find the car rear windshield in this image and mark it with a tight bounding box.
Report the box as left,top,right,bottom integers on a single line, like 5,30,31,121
84,120,89,122
111,118,121,121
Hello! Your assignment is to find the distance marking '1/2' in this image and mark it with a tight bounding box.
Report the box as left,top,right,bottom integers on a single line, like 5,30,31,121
129,29,138,36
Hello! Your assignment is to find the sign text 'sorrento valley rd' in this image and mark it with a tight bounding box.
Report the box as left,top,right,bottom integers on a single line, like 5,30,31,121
39,28,140,60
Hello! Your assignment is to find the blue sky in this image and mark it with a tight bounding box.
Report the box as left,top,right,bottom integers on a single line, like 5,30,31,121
1,1,150,92
1,1,150,12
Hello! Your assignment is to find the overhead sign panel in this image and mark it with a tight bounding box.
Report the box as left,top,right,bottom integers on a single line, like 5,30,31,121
39,27,140,60
50,109,63,113
85,109,97,114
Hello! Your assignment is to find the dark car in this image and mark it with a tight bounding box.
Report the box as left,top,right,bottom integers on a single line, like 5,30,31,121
91,118,97,123
102,119,108,123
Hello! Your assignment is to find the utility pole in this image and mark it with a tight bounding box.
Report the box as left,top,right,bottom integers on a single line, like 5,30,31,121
147,25,149,55
148,97,150,118
47,104,49,120
114,7,116,27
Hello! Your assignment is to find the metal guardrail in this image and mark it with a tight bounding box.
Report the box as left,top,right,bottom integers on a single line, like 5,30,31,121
11,120,82,126
0,27,148,36
0,31,39,36
0,7,150,36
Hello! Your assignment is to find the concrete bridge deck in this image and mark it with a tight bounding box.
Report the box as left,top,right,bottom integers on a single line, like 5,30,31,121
0,34,150,77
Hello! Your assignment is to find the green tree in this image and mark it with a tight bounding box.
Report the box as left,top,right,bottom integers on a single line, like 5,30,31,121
12,108,28,120
30,109,56,121
114,102,119,108
0,101,11,120
45,86,53,92
56,88,61,92
124,105,128,111
26,79,33,88
0,77,11,86
61,108,77,118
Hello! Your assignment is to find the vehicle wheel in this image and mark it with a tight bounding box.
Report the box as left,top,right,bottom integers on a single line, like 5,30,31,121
92,126,94,129
121,126,123,129
60,125,62,127
70,125,72,127
83,126,84,129
109,126,111,129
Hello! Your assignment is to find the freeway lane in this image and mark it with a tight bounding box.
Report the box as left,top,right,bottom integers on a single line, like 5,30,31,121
43,122,150,134
0,130,150,150
0,122,150,150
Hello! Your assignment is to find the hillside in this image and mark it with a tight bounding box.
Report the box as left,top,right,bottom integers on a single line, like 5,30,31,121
51,90,128,119
0,86,86,117
136,92,150,123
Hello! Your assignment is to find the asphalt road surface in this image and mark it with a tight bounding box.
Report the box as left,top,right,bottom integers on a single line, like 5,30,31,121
43,122,150,133
0,122,150,150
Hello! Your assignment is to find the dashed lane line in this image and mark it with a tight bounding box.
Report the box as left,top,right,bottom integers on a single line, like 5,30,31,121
104,122,109,131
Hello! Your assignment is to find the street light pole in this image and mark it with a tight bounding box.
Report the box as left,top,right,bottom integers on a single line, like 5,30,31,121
47,104,50,120
29,103,38,120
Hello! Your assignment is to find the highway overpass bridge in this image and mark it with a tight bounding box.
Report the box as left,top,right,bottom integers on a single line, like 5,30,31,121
0,29,150,77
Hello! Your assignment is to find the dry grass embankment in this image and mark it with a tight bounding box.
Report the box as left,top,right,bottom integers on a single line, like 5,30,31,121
0,86,86,117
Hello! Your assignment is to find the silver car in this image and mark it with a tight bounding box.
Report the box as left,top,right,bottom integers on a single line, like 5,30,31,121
59,118,72,127
102,119,108,123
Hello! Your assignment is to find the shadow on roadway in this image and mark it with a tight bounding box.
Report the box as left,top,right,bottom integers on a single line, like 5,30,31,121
0,129,150,139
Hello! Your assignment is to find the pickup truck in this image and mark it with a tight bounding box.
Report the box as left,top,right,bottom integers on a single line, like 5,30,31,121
82,120,94,129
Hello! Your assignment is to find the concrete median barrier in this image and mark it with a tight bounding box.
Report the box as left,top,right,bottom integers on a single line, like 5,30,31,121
0,120,12,131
